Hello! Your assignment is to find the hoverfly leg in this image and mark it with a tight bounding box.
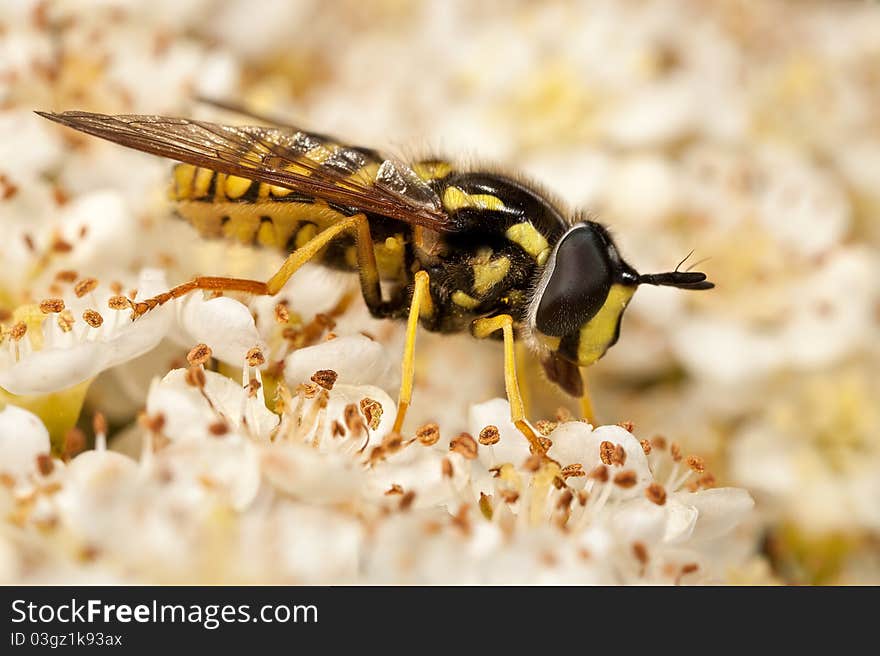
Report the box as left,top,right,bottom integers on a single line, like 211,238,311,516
132,214,382,319
391,270,433,434
471,315,544,454
579,369,597,426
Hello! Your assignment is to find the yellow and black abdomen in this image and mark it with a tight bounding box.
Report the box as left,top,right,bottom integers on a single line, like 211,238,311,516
168,163,412,282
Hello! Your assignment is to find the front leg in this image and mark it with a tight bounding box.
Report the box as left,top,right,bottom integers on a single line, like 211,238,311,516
471,314,544,454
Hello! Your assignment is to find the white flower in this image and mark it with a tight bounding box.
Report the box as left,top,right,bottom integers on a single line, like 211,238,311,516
0,270,172,395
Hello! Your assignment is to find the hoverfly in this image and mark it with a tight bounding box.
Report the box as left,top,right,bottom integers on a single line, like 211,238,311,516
37,108,713,453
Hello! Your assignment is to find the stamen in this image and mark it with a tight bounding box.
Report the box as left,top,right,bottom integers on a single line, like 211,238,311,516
449,433,478,460
246,346,265,367
359,398,383,430
57,310,75,332
599,440,615,465
645,483,667,505
187,343,212,366
274,303,290,324
73,277,98,298
62,428,85,461
108,295,130,310
670,442,682,462
686,455,705,473
640,439,652,455
93,412,107,451
588,465,609,482
184,365,206,388
416,422,440,446
9,322,26,341
310,369,337,390
39,298,64,314
441,457,453,478
612,470,638,488
36,453,54,476
478,425,500,446
82,309,103,328
55,270,78,283
208,420,229,437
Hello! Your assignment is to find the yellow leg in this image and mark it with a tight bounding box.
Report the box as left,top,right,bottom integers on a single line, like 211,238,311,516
515,340,532,418
579,367,597,426
472,315,543,453
391,270,433,434
132,214,381,317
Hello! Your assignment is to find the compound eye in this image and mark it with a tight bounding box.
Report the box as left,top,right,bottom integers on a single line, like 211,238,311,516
535,226,611,337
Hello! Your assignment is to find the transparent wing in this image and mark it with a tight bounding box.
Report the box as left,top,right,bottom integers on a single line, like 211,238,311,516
37,111,455,231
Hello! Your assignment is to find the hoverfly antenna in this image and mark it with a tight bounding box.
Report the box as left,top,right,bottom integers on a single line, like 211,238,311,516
638,270,715,290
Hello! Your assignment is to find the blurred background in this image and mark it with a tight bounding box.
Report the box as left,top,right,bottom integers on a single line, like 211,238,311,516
1,0,878,583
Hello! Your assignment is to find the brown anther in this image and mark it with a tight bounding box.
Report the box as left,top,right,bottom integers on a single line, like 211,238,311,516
141,412,166,434
640,439,652,455
561,463,585,479
73,277,98,297
399,490,416,511
246,346,265,367
617,420,635,432
360,397,383,430
107,295,130,310
651,435,668,450
632,542,649,565
500,490,520,504
670,442,682,462
416,422,440,446
208,420,229,437
557,489,574,510
184,365,206,388
247,377,262,397
274,303,290,324
381,432,403,453
698,473,716,489
523,454,543,472
82,309,103,328
57,310,74,332
577,490,589,506
109,281,123,295
478,425,500,446
589,465,609,482
613,444,627,466
92,412,107,437
449,433,478,460
9,321,27,341
343,403,364,437
441,457,453,478
0,173,19,200
686,455,705,473
681,563,699,576
186,343,212,366
0,308,11,322
62,428,85,460
645,483,667,505
52,186,70,206
55,270,78,283
537,436,552,452
52,238,73,253
613,470,638,488
331,420,346,438
39,298,64,314
599,440,615,465
385,484,404,496
310,369,337,390
36,453,54,476
535,419,557,436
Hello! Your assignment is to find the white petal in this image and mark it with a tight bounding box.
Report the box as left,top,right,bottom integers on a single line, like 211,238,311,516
468,398,530,468
662,496,699,543
611,497,667,544
261,442,364,504
680,488,755,542
176,294,261,366
0,405,51,479
284,335,399,394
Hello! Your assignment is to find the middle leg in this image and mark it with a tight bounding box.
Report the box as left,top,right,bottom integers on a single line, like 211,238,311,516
471,314,543,453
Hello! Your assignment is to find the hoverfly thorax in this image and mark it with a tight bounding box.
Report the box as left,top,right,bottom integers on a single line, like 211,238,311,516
528,221,713,395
